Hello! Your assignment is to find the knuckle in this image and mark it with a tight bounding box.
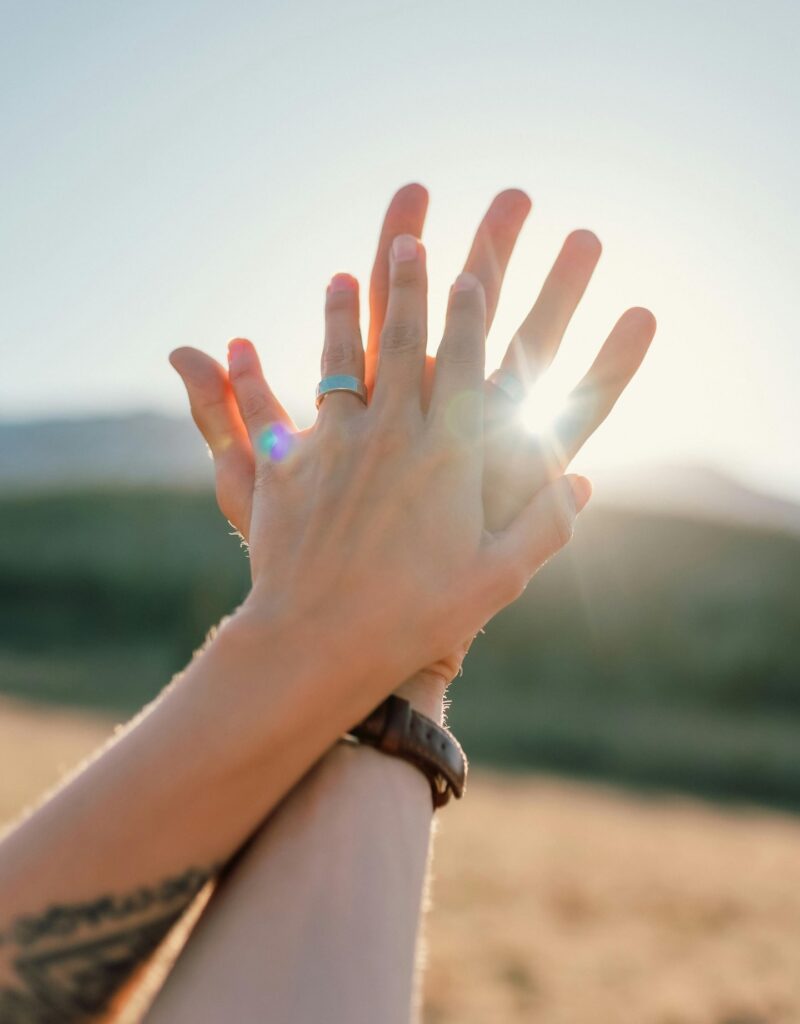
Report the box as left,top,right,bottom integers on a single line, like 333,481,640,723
322,336,358,372
253,445,297,487
381,319,422,354
371,421,409,458
439,331,481,366
391,261,422,288
239,388,270,422
228,363,248,383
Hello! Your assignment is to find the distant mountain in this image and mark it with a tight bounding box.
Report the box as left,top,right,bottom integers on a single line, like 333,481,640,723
1,414,799,536
0,413,212,490
597,463,800,537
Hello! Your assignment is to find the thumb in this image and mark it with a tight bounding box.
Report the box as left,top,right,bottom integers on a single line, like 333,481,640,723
482,474,591,608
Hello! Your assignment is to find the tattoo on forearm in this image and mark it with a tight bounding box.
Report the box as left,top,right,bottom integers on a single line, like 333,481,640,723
0,866,215,1023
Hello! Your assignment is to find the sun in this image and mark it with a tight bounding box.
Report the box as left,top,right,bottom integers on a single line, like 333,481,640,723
519,379,572,438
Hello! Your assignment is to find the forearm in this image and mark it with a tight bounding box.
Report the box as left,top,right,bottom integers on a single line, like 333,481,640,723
0,610,401,1020
146,693,444,1024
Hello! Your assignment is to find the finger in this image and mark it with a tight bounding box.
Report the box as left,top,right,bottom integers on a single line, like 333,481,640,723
372,235,428,411
366,184,429,392
486,307,655,527
463,189,532,331
500,229,602,383
318,273,365,420
170,347,249,456
226,338,293,454
482,430,561,534
550,306,657,465
483,474,592,606
169,347,255,534
430,273,486,440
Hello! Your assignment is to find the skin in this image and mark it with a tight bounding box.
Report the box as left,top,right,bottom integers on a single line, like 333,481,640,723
138,194,656,1024
212,237,591,654
171,184,656,695
146,743,438,1024
0,234,587,1023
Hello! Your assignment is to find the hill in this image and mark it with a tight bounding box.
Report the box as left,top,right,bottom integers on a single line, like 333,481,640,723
0,413,211,490
2,413,799,538
600,462,800,536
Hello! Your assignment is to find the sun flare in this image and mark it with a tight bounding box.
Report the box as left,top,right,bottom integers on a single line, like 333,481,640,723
520,380,572,438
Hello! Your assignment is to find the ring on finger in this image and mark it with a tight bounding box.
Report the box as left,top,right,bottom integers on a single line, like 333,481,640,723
315,374,368,409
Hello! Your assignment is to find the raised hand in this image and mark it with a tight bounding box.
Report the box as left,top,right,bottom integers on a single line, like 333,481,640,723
170,185,655,691
181,238,589,698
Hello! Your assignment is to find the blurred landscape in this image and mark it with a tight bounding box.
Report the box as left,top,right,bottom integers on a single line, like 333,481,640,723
4,704,800,1024
2,413,800,1022
4,1,799,1017
1,414,799,807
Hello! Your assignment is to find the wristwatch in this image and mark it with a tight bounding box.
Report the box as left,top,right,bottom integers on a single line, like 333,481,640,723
349,695,467,809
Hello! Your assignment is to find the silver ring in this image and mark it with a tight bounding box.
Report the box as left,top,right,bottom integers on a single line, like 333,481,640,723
315,374,368,409
487,368,525,405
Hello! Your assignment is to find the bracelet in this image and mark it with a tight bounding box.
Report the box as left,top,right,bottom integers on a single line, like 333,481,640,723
348,695,467,809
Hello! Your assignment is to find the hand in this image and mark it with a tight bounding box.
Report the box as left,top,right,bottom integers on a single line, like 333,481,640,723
171,186,655,701
179,237,588,712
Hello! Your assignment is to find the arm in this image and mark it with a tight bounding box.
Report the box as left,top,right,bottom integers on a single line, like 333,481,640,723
146,682,445,1024
0,613,412,1022
1,221,582,1023
150,185,655,1024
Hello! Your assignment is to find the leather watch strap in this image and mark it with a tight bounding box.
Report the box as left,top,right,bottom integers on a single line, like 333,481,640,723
349,695,467,809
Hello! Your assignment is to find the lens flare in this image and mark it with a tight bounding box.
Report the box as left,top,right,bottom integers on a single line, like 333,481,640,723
520,381,571,438
258,422,294,462
445,390,483,440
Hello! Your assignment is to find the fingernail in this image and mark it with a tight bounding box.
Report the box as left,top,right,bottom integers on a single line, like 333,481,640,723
227,338,250,368
328,273,358,294
568,475,593,513
495,189,532,214
392,234,418,262
451,272,479,293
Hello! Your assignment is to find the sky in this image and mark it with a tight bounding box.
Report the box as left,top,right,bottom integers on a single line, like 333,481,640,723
1,0,798,499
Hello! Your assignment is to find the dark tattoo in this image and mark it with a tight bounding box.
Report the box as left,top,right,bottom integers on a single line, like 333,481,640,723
0,867,215,1023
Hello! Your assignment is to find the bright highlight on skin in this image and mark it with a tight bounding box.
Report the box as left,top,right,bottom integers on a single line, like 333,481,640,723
445,391,482,440
258,422,294,462
520,380,572,438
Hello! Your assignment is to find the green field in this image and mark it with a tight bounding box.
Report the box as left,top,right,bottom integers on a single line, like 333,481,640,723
2,488,799,807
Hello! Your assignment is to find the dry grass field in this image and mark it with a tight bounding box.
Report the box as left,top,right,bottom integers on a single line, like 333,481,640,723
3,698,800,1024
427,778,800,1024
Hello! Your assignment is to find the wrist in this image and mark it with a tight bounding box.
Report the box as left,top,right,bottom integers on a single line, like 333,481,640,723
234,587,416,697
393,674,447,725
219,599,414,739
227,593,452,729
203,610,362,763
349,694,466,807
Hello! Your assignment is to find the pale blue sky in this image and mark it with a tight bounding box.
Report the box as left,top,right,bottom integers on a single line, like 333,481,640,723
2,0,798,497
